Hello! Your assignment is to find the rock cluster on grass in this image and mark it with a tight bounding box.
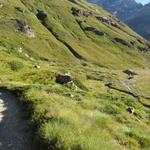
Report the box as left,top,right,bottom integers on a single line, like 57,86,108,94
77,20,105,36
56,74,72,84
16,19,35,38
56,74,78,91
71,7,124,31
96,16,122,30
114,37,132,47
71,7,93,17
84,27,105,36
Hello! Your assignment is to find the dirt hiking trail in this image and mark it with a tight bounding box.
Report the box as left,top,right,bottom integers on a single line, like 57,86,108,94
0,90,35,150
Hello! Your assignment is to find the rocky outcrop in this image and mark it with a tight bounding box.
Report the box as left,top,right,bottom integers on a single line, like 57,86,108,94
77,20,105,36
96,16,122,30
16,19,35,38
56,74,73,84
84,27,105,36
72,7,124,31
114,38,132,48
71,7,93,17
36,10,47,23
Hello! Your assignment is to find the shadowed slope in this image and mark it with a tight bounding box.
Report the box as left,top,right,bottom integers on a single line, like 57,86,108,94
0,91,35,150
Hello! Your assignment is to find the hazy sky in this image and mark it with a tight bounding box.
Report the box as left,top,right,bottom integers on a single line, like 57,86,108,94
135,0,150,4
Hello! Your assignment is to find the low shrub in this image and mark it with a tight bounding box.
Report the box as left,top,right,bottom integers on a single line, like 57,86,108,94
8,60,24,71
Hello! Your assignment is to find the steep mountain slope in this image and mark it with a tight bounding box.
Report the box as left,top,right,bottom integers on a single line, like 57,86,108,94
87,0,143,21
126,3,150,41
87,0,150,40
0,0,150,150
0,0,150,69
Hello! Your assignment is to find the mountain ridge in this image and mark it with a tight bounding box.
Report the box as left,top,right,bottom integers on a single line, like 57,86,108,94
87,0,143,21
87,0,150,40
126,3,150,40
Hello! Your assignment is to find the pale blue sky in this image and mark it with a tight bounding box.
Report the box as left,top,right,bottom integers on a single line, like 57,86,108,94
135,0,150,4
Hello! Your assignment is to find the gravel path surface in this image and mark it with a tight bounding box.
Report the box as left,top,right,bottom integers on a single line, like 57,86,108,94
0,91,34,150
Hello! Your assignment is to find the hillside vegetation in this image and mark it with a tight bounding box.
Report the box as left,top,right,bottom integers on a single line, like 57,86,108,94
0,0,150,150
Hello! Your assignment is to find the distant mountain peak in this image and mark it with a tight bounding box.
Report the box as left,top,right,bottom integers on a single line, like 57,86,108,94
87,0,143,20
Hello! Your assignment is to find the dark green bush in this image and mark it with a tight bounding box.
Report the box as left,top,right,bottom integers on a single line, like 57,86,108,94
103,105,121,115
9,60,24,71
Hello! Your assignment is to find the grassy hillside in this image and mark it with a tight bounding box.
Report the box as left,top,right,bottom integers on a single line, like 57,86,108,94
0,0,150,68
0,0,150,150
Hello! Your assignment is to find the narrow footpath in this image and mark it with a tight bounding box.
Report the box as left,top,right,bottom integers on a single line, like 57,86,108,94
0,91,34,150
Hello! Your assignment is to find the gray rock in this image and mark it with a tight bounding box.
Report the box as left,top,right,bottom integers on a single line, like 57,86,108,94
96,16,122,30
16,19,35,38
56,74,72,84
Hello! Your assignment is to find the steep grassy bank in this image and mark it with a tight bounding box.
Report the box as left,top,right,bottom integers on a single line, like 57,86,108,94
0,48,150,149
0,0,150,150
